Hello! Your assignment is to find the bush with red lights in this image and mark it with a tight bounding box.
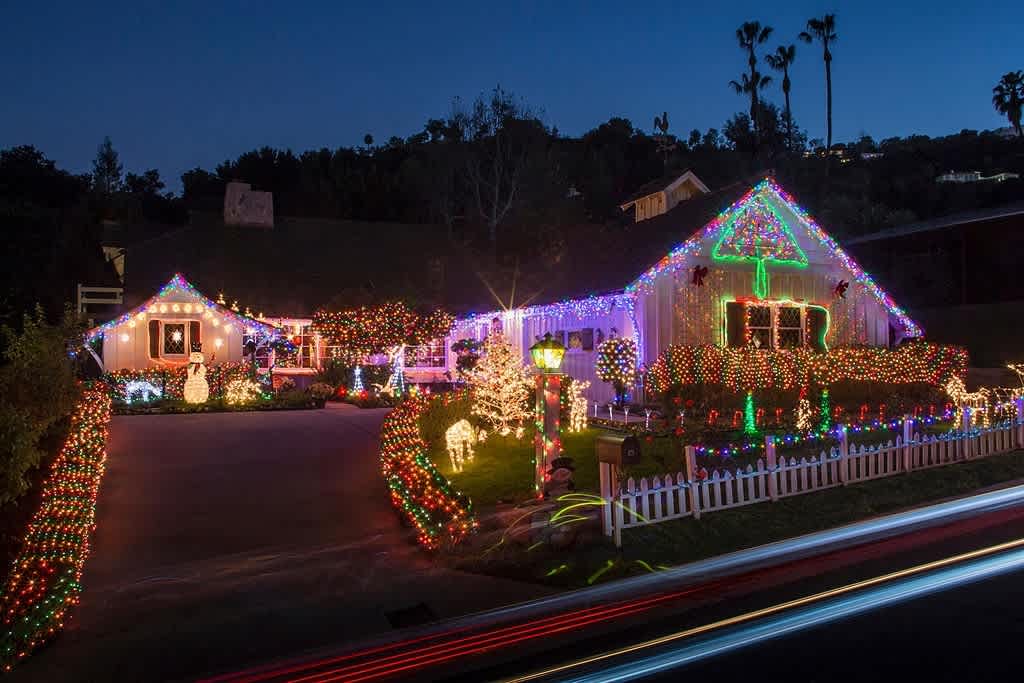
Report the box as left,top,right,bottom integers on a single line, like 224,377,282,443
0,387,112,671
379,390,476,549
647,342,968,394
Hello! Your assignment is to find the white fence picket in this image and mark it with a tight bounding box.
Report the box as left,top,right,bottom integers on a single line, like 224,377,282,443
608,421,1017,546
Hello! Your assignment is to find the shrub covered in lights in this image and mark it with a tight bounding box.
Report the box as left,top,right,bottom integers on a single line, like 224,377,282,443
225,378,262,404
595,337,638,406
103,363,250,404
647,343,968,395
379,390,476,549
0,387,112,671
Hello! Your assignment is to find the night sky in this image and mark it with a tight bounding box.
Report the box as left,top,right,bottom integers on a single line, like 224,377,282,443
2,1,1018,190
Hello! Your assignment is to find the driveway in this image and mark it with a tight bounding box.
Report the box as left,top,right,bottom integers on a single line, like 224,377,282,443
18,403,550,682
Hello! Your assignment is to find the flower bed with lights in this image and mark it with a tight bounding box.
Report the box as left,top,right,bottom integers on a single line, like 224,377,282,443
102,365,327,413
103,363,250,403
0,387,111,671
380,390,477,549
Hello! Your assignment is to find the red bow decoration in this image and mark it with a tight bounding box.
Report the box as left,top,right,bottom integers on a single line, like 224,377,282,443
834,280,849,299
692,265,709,287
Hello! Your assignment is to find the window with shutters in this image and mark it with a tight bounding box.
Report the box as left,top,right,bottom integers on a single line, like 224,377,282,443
725,301,827,350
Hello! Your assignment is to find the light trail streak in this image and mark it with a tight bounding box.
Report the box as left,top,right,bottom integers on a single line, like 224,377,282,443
287,584,715,683
509,537,1024,683
203,485,1024,683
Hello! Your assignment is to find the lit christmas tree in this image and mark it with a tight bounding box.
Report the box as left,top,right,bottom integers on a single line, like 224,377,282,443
468,334,531,437
595,337,637,407
711,195,808,299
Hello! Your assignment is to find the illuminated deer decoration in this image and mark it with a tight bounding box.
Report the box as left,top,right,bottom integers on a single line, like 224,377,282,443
445,419,486,473
944,377,991,426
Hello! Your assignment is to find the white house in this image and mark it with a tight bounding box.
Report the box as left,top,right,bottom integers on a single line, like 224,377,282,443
85,274,279,371
443,176,921,405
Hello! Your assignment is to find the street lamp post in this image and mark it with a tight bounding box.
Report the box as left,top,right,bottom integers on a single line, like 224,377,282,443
530,333,566,497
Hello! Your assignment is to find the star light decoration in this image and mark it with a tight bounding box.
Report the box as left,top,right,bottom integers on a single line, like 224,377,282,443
0,388,112,671
83,274,279,344
626,177,923,338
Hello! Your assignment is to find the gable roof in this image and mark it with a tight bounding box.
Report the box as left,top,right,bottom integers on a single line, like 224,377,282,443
626,177,923,337
84,273,278,342
619,169,710,209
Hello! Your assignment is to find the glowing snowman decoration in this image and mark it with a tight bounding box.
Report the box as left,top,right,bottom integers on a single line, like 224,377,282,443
183,344,209,403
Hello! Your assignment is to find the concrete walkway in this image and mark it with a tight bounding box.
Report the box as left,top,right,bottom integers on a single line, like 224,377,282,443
17,403,551,682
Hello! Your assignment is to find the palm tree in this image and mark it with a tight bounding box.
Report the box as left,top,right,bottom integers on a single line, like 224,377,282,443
765,45,797,150
800,14,839,159
729,70,773,132
992,71,1024,137
734,21,774,139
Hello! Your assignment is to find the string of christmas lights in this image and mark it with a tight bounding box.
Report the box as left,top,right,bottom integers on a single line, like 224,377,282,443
83,274,278,343
648,343,967,394
0,387,112,671
379,391,476,549
459,293,634,327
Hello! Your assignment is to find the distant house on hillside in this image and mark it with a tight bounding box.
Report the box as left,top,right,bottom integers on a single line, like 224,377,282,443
936,170,1020,184
619,170,709,223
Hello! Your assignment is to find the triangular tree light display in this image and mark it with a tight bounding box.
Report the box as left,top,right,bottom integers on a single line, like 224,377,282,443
711,195,808,298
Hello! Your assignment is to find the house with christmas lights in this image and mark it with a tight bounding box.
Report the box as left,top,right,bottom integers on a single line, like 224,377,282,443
447,176,922,405
84,274,280,372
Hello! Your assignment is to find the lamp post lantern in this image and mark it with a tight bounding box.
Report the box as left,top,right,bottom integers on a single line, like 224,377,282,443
530,333,566,496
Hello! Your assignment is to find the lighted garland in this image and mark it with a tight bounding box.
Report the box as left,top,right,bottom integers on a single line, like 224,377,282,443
648,343,967,394
84,273,277,343
379,390,476,549
0,387,112,671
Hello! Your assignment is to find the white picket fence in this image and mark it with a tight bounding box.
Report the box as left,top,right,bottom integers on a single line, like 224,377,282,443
603,406,1024,546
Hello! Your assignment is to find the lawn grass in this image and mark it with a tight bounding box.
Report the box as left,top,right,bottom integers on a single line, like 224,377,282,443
435,428,679,506
449,448,1024,589
433,419,964,508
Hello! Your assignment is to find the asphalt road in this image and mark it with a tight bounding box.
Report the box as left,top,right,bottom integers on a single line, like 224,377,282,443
433,504,1024,683
15,403,550,683
646,563,1024,682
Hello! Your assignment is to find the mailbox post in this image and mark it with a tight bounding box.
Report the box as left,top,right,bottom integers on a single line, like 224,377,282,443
596,434,642,536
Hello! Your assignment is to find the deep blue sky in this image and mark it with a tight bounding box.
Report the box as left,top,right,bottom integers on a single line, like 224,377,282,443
2,1,1018,191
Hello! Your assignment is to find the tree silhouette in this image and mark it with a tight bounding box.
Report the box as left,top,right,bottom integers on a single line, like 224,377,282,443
732,21,774,148
91,136,123,196
800,14,839,166
765,44,797,151
992,71,1024,137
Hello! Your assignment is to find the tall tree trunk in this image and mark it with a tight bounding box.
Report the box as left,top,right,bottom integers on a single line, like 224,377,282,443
824,48,833,176
784,83,792,151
